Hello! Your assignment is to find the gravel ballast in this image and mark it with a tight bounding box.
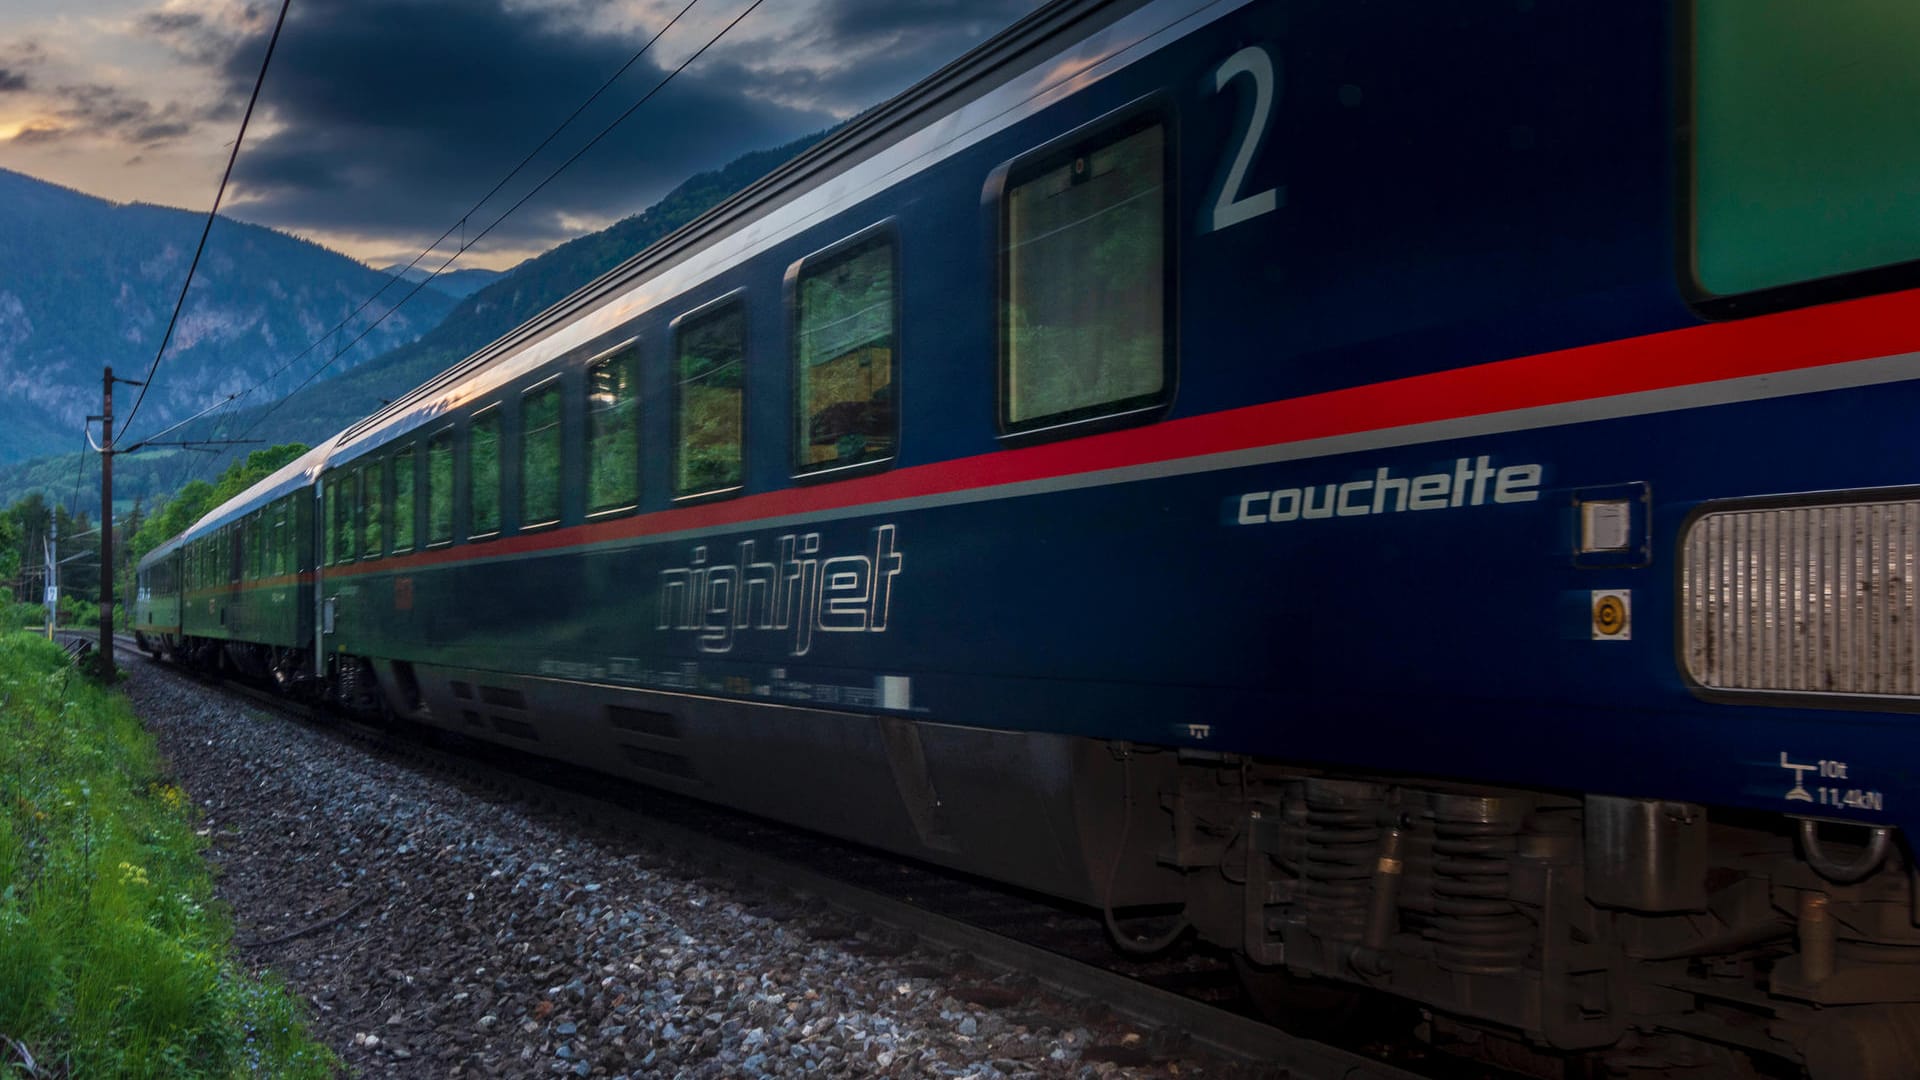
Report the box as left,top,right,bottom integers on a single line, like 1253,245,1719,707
124,661,1256,1079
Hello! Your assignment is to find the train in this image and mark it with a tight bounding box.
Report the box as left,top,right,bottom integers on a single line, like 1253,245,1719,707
133,1,1920,1075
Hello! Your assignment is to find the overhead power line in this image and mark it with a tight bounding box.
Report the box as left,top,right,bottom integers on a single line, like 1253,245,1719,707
116,0,294,443
163,0,708,452
65,427,91,517
231,0,767,443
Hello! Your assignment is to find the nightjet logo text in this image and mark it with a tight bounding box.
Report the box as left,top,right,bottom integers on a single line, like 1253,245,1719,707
657,525,903,656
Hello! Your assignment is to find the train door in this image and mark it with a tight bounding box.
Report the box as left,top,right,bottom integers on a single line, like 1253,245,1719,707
314,477,330,678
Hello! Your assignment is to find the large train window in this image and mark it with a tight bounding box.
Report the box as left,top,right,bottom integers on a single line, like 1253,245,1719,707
426,429,453,547
791,225,896,477
393,446,415,554
1690,1,1920,311
521,379,562,529
672,296,746,499
469,406,502,539
585,342,638,516
997,110,1171,437
360,459,385,560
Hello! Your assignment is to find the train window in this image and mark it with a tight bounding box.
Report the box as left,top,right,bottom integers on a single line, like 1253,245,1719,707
331,469,357,564
586,344,638,515
348,474,362,562
361,460,385,559
522,380,562,528
999,116,1170,434
427,429,453,546
793,229,896,475
393,446,415,554
470,406,502,538
673,299,746,498
1691,1,1920,300
270,499,286,577
249,516,263,581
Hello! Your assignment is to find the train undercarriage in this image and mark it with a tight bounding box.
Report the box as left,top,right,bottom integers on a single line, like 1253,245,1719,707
1155,754,1920,1079
150,634,1919,1078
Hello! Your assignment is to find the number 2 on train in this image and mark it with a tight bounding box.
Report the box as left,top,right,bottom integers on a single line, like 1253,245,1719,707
1205,44,1281,234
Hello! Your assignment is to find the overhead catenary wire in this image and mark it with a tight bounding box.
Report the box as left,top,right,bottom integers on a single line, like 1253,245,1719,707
65,428,91,517
115,0,293,444
148,0,706,451
231,0,768,444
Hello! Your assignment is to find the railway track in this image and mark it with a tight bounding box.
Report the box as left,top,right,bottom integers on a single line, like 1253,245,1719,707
113,643,1510,1079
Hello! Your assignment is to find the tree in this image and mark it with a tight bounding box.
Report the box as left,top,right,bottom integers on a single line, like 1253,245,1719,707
0,512,18,601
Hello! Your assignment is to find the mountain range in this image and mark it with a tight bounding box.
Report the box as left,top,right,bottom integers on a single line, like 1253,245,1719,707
0,130,829,511
375,264,504,300
0,168,457,465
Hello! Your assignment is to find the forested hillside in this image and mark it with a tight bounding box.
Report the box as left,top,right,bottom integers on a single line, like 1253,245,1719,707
0,169,456,466
0,129,830,517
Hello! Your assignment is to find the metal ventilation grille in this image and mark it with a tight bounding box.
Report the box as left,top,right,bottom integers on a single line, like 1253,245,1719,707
1683,499,1920,697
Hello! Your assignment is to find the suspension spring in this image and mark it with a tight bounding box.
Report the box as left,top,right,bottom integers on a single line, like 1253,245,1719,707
1426,810,1533,975
1297,779,1384,941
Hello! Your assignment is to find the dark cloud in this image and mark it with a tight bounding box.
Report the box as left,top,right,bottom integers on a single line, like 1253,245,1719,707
139,10,208,33
146,0,1039,258
818,0,1034,45
668,0,1040,132
0,40,47,108
140,4,273,66
4,40,48,68
42,83,200,146
10,122,66,145
133,121,194,143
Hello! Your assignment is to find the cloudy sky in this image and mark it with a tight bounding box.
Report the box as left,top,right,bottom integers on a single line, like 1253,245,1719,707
0,0,1040,269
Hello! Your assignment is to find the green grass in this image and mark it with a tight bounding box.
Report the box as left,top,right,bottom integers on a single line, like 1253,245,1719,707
0,633,336,1078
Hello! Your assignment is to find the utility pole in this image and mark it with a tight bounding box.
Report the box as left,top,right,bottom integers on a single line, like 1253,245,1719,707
96,366,142,675
100,366,115,672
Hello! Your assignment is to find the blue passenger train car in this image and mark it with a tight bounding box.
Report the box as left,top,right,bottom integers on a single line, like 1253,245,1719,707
137,2,1920,1074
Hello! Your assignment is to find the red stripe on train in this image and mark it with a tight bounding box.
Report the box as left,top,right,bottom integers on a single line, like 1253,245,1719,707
326,286,1920,579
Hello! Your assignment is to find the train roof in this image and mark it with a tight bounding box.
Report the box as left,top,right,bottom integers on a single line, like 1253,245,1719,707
138,435,340,571
320,0,1156,462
